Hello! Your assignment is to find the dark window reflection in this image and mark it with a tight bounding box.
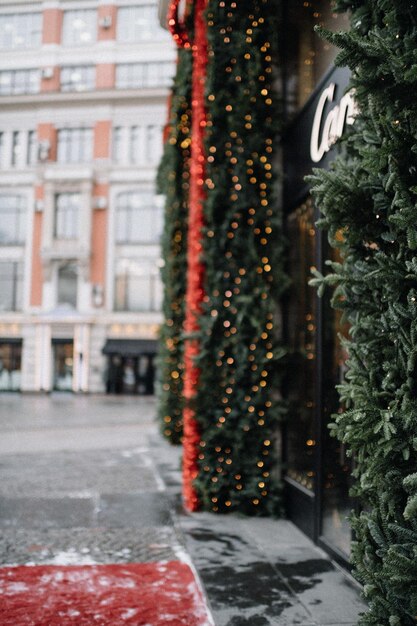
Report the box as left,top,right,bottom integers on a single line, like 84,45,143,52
321,248,353,556
53,341,73,391
286,197,317,491
284,0,349,118
0,341,22,390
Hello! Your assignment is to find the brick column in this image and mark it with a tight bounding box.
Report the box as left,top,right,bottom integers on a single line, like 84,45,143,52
37,123,57,162
30,186,44,307
40,66,60,93
90,183,109,307
98,5,117,41
42,8,63,44
94,121,111,160
96,64,116,90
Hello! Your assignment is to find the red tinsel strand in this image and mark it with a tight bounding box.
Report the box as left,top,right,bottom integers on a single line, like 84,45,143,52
168,0,191,49
181,0,208,512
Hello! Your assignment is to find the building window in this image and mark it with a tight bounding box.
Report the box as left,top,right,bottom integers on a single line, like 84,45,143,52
112,126,123,163
57,263,78,308
129,127,140,163
62,9,97,46
61,66,95,92
0,13,41,50
57,128,93,163
54,193,80,240
0,69,40,96
11,131,24,167
146,125,162,164
114,258,161,312
0,341,22,391
117,5,166,42
0,261,23,311
0,195,26,244
116,191,162,244
112,125,162,165
27,131,37,166
116,62,175,89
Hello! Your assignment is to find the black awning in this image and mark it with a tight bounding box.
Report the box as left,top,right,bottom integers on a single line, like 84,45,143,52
102,339,158,356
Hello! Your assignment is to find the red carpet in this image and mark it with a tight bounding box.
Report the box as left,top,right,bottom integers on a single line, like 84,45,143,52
0,561,212,625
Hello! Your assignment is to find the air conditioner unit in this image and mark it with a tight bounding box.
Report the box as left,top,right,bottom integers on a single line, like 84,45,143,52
99,15,112,29
93,196,107,209
38,139,50,162
41,67,54,80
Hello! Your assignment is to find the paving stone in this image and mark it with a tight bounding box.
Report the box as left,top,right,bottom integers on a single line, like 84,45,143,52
0,497,95,529
97,493,172,528
0,526,181,565
0,448,159,498
175,517,315,626
0,394,156,433
265,547,365,625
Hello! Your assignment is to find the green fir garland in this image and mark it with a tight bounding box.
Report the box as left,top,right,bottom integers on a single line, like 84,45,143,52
309,2,417,623
157,47,193,444
192,0,287,515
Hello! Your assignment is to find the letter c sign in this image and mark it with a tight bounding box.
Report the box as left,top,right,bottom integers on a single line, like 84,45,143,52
310,83,357,163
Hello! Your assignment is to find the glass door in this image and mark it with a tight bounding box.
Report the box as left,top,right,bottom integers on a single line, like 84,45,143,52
52,341,74,391
0,341,22,391
285,196,353,559
285,197,318,536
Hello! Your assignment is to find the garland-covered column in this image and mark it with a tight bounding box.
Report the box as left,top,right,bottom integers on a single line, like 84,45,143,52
156,45,192,444
309,1,417,623
193,0,286,515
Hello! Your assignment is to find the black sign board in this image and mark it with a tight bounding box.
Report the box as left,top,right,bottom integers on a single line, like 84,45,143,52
283,65,352,210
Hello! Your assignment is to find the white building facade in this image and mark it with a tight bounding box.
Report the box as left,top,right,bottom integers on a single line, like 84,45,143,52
0,0,174,393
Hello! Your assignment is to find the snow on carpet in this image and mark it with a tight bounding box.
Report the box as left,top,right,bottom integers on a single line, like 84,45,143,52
0,561,213,625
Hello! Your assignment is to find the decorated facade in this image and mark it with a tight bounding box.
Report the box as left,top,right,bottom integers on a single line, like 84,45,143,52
157,1,417,624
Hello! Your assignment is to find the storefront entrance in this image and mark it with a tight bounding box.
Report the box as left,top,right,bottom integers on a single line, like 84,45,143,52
284,196,353,561
0,339,22,391
283,65,355,564
103,339,156,395
52,340,74,392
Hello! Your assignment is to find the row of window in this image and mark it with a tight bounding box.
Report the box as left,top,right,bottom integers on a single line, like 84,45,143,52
0,192,163,245
113,125,163,165
0,124,163,168
0,62,175,96
0,188,163,312
0,130,37,169
0,6,167,50
0,256,162,313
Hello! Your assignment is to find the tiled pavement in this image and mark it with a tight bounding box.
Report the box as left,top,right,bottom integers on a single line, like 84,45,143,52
153,434,366,626
0,394,366,625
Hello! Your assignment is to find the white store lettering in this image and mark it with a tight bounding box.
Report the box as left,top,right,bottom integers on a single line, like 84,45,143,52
310,83,358,163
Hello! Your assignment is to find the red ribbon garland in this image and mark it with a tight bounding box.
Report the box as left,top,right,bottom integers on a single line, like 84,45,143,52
168,0,191,49
168,0,208,511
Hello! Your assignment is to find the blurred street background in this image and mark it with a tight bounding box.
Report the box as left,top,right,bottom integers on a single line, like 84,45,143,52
0,394,365,625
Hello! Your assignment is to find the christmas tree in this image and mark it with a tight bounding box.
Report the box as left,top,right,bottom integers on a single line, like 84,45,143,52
309,1,417,623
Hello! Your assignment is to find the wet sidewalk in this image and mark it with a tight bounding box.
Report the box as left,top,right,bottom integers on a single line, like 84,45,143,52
0,394,365,625
153,434,366,626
